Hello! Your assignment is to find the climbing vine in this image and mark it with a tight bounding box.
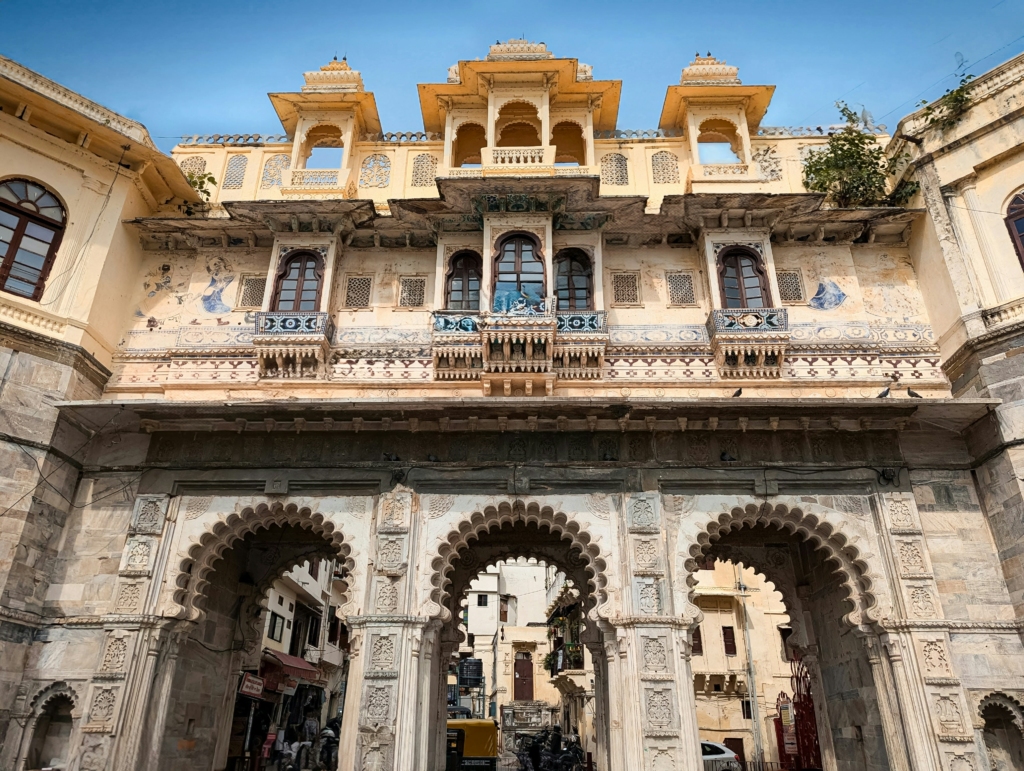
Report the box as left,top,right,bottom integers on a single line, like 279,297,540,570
802,102,918,208
181,171,217,216
919,74,975,132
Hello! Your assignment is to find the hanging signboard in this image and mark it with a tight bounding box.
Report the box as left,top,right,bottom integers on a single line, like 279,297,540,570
780,700,799,755
239,672,265,699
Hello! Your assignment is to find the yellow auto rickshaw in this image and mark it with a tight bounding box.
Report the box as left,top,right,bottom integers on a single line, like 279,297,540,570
445,718,499,771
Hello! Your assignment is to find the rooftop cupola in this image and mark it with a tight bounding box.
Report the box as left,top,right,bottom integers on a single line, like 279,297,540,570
679,54,741,86
485,38,555,61
301,56,365,93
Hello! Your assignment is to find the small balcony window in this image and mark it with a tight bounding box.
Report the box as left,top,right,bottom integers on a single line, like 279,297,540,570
554,249,593,311
446,251,482,310
717,247,771,309
272,251,323,311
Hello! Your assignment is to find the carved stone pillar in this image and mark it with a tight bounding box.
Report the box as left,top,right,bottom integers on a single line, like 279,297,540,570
884,634,942,771
917,160,983,326
607,493,702,771
864,634,913,771
344,614,439,771
582,626,611,771
338,625,366,771
110,623,185,771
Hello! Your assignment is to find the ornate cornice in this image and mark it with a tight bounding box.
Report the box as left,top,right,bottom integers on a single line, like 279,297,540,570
882,618,1024,632
0,54,154,146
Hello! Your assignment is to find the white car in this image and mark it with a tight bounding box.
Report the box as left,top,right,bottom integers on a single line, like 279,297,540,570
700,741,741,769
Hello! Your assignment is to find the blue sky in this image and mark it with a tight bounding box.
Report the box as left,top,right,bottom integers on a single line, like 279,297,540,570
1,0,1022,152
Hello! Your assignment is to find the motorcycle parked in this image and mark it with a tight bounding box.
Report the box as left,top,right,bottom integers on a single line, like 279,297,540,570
515,726,584,771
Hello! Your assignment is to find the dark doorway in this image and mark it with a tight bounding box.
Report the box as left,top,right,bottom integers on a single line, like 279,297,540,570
723,738,746,762
513,652,534,701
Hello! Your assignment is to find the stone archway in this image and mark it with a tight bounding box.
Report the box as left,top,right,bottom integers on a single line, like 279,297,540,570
153,502,355,771
979,693,1024,770
422,502,611,771
678,501,899,771
14,682,81,771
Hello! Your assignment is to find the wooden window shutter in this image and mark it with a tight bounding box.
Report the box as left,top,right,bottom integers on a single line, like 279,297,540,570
722,626,737,656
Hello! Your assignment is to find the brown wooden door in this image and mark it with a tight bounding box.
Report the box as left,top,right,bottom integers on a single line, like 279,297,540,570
514,657,534,701
723,738,746,762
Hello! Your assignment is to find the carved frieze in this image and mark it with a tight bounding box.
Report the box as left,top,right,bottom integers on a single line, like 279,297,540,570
643,686,677,736
84,687,117,731
101,636,128,672
119,536,155,577
945,753,977,771
376,538,405,574
641,636,669,673
131,495,168,535
371,635,397,670
887,495,921,534
114,583,142,614
375,579,400,614
378,491,411,533
897,540,929,577
629,495,660,533
638,582,662,615
649,747,677,771
363,685,392,722
909,587,938,618
921,640,953,679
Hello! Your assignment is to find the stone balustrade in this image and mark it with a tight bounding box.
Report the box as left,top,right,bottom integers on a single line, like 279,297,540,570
700,163,750,177
485,146,549,165
286,168,342,187
982,296,1024,330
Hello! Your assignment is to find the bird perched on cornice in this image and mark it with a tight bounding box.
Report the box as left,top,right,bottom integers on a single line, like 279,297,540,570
907,388,922,398
732,388,742,397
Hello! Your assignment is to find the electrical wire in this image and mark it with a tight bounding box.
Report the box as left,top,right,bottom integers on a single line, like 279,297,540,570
0,406,125,517
38,145,131,309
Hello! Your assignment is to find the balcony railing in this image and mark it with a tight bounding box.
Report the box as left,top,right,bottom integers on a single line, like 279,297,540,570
556,311,606,333
431,308,607,386
433,311,480,333
285,168,346,188
700,163,750,177
256,311,334,337
485,146,548,165
707,308,790,379
253,312,334,379
479,146,557,175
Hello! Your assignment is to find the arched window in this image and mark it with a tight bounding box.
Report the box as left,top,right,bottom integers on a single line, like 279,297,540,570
493,235,545,312
717,247,771,309
552,122,585,165
554,249,592,310
0,178,66,301
446,251,482,310
26,695,74,770
271,251,324,312
1007,193,1024,268
453,123,486,167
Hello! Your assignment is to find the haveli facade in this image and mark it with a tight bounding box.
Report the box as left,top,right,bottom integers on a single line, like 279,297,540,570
2,36,1024,771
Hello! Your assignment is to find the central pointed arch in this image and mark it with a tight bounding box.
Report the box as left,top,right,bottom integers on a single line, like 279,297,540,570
682,501,886,629
427,501,608,622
